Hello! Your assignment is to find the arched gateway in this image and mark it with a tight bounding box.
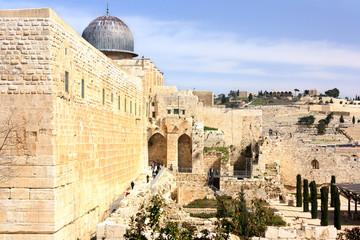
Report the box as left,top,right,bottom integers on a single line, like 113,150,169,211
148,133,167,166
178,134,192,172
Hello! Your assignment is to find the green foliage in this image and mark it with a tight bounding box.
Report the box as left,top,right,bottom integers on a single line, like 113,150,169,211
340,115,345,123
185,198,218,208
298,115,315,125
317,119,327,135
325,112,334,124
146,195,166,233
190,212,217,218
204,126,218,131
330,175,336,207
325,88,340,98
310,181,318,219
340,227,360,240
203,147,229,160
296,174,302,207
320,186,328,226
303,179,309,212
334,189,341,230
124,204,147,240
248,93,253,102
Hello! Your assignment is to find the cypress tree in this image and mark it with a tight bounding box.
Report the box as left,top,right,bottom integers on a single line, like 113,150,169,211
321,186,328,226
310,181,318,219
334,189,341,230
303,179,309,212
330,175,336,207
296,174,302,207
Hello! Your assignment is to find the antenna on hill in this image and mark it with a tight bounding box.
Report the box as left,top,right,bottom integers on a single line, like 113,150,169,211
106,3,109,15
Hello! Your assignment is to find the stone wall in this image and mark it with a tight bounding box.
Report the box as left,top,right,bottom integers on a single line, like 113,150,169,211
198,107,262,147
260,136,360,189
192,91,214,107
265,226,337,240
0,8,144,239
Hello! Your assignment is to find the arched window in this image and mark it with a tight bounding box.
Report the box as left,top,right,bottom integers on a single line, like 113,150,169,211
148,133,167,166
311,160,319,169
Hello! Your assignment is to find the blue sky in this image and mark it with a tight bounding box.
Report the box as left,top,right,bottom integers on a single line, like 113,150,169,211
2,0,360,97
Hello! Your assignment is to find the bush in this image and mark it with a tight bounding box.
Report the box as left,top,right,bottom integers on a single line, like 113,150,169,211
310,181,318,219
204,126,218,131
190,212,217,218
303,179,309,212
296,174,302,207
298,115,315,125
334,190,341,230
321,186,328,226
331,175,336,207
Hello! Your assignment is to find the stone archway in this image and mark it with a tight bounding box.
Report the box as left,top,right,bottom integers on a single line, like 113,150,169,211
148,133,167,166
311,160,319,169
178,134,192,172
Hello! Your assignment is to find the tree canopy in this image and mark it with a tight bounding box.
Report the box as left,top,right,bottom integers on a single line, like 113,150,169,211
325,88,340,98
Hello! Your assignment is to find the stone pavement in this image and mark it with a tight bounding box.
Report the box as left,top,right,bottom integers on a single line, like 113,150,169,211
269,196,360,231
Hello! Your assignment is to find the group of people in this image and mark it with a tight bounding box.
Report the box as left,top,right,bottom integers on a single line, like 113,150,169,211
269,128,278,136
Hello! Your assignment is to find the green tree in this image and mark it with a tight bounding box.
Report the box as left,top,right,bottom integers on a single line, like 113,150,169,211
303,179,309,212
330,175,336,207
296,174,302,207
310,181,318,219
298,115,315,125
325,112,334,125
321,186,328,226
234,188,250,238
248,93,253,102
325,88,340,98
334,189,341,230
317,119,327,135
340,115,345,123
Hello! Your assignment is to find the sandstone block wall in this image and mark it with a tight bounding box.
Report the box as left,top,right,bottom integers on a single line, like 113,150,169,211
0,8,144,240
198,107,262,147
260,137,360,188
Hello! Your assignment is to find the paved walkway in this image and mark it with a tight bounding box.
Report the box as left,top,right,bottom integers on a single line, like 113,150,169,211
269,196,360,230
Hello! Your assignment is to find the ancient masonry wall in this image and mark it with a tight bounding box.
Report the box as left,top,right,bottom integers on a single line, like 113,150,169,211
0,8,144,240
198,107,262,147
260,136,360,188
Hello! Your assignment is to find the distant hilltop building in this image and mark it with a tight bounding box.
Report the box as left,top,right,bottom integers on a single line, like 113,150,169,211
266,90,293,96
304,89,323,96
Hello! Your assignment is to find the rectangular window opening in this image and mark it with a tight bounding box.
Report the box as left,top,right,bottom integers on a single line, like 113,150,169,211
102,89,105,105
182,110,185,115
167,109,171,114
152,111,155,118
174,109,179,114
65,71,69,93
151,102,155,106
81,79,84,98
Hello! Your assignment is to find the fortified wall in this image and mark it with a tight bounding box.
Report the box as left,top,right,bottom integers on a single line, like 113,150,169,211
0,8,144,239
260,136,360,189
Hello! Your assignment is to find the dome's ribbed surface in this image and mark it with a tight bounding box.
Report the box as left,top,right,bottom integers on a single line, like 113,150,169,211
82,15,137,57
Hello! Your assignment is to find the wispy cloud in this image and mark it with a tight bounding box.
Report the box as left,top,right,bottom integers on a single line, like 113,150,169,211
0,1,359,96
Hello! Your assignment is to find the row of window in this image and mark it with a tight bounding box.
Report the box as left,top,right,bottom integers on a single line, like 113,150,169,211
167,109,186,115
65,71,140,116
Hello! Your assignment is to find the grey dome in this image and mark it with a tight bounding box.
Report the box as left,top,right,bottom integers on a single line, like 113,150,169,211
82,15,138,58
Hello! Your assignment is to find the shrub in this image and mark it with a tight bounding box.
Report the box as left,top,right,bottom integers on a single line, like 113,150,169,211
204,126,218,131
310,181,318,219
303,179,309,212
296,174,302,207
298,115,315,125
334,190,341,230
331,175,336,207
340,115,345,123
321,186,328,226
